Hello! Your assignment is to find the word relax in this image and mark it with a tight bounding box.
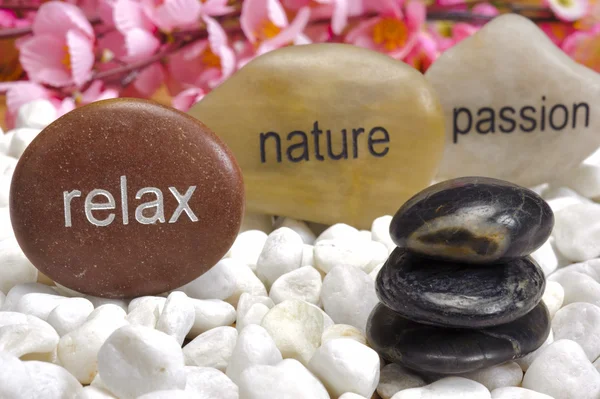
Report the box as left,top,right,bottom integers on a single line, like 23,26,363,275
259,121,391,163
452,98,591,143
63,176,198,227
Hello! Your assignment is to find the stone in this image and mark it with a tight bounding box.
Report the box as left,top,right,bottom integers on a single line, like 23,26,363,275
552,302,600,361
10,98,244,298
25,361,84,398
236,303,269,332
367,302,551,374
189,43,445,228
377,363,426,399
0,351,32,398
15,292,67,320
390,177,553,264
2,282,58,311
273,217,317,244
308,338,380,398
548,259,600,306
314,238,375,274
371,215,395,252
514,330,554,372
7,127,41,159
0,238,38,294
136,391,194,399
553,202,600,262
316,223,360,243
47,297,95,336
269,266,322,305
76,386,118,399
491,387,553,399
187,298,236,338
256,227,304,288
391,377,490,399
155,291,195,345
460,362,523,392
226,230,268,270
425,13,600,187
542,281,564,319
522,340,600,399
542,186,592,213
0,312,60,358
339,394,368,399
238,359,329,399
530,238,558,276
15,99,57,130
97,325,186,398
321,265,379,333
551,164,600,200
260,299,324,365
183,326,237,371
376,248,545,328
184,366,239,399
236,293,274,321
321,324,366,346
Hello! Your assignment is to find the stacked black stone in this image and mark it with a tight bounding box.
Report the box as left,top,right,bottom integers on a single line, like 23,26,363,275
366,176,554,375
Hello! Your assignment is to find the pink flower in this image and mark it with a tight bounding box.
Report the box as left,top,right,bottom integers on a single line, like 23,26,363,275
77,80,119,104
404,31,440,72
240,0,311,55
200,0,235,17
562,23,600,72
545,0,588,21
172,87,205,111
167,16,236,90
283,0,363,35
18,1,95,88
345,0,424,60
141,0,201,32
540,22,575,46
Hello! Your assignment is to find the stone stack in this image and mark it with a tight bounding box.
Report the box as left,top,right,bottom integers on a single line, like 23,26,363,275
366,176,554,374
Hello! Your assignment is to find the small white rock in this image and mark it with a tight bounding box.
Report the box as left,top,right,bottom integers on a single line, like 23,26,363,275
236,303,270,332
183,326,237,370
523,339,600,399
316,223,359,243
227,230,268,270
0,238,38,294
0,290,5,308
0,351,32,398
0,206,15,240
226,324,282,385
301,244,315,267
542,281,564,319
314,239,373,274
552,302,600,361
491,386,554,399
321,324,366,345
188,298,236,338
366,241,389,273
552,164,600,199
58,305,128,384
369,263,384,280
543,186,592,213
515,330,554,372
7,127,41,158
85,296,129,312
261,299,324,365
530,238,559,276
371,215,395,251
269,266,322,305
128,297,167,313
2,282,58,311
377,363,426,399
308,338,380,398
548,261,600,306
339,394,368,399
15,99,57,129
391,377,490,399
126,300,162,329
76,386,118,399
156,292,195,346
256,227,304,288
236,293,274,321
553,203,600,262
238,359,329,399
15,292,67,320
47,297,95,336
136,390,195,399
98,325,186,399
0,312,59,357
184,366,239,399
25,360,83,398
461,362,523,392
321,265,379,333
274,217,317,244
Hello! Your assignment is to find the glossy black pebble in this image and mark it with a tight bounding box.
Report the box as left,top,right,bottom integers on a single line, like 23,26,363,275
366,301,551,374
390,176,554,264
376,248,545,328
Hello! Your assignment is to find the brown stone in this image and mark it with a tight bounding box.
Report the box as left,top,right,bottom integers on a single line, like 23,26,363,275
10,98,244,298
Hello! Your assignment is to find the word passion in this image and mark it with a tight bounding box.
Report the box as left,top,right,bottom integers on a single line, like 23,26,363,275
63,176,198,227
259,121,391,163
452,97,591,143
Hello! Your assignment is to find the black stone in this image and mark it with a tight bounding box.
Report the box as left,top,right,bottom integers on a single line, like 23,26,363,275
390,176,554,264
366,301,551,374
376,248,545,328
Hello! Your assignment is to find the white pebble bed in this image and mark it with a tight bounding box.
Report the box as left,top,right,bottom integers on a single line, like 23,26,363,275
2,101,600,398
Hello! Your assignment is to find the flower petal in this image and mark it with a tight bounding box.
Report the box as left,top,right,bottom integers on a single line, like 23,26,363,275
472,3,499,16
19,35,72,86
33,1,94,39
258,6,310,54
204,16,236,82
201,0,235,17
164,0,202,29
546,0,588,21
133,63,164,97
0,82,51,116
331,0,349,35
344,17,380,44
405,0,426,32
66,29,95,87
114,0,154,32
172,87,205,111
267,0,289,27
241,0,270,43
123,28,161,62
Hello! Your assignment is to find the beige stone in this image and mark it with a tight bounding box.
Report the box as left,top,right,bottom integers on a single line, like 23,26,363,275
426,14,600,187
190,43,445,228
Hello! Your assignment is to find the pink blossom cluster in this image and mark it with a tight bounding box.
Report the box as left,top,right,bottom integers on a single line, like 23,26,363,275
0,0,599,127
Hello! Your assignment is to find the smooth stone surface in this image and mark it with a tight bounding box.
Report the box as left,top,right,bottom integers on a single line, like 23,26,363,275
548,259,600,306
377,363,426,399
367,302,551,374
552,302,600,361
10,98,244,298
376,248,545,328
460,362,523,392
553,202,600,262
390,177,553,264
391,377,490,399
189,43,445,228
426,14,600,187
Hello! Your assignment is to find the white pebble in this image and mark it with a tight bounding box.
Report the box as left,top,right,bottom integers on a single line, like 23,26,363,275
548,261,600,306
236,303,270,332
184,366,239,399
321,265,378,333
98,325,186,398
461,362,523,392
76,386,118,399
0,290,4,308
256,227,303,288
269,266,322,305
2,282,58,311
543,186,592,212
188,298,236,338
236,293,274,321
58,305,128,384
26,360,83,398
0,351,32,398
366,241,389,273
377,363,425,399
553,203,600,262
238,359,329,399
0,130,14,154
316,223,359,243
227,230,268,270
491,386,554,398
391,377,490,399
515,330,554,372
369,263,384,280
226,324,282,384
542,281,564,319
126,299,162,329
183,326,237,370
0,206,15,240
47,297,95,336
552,164,600,199
85,296,129,312
301,244,314,267
261,299,324,365
128,296,166,313
314,239,373,274
321,324,366,345
552,302,600,361
0,312,59,357
340,394,368,399
7,127,41,158
523,339,600,399
15,99,57,129
274,217,317,244
530,238,558,276
156,292,195,346
0,238,38,293
15,292,67,320
136,390,194,399
371,215,395,251
308,338,380,398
